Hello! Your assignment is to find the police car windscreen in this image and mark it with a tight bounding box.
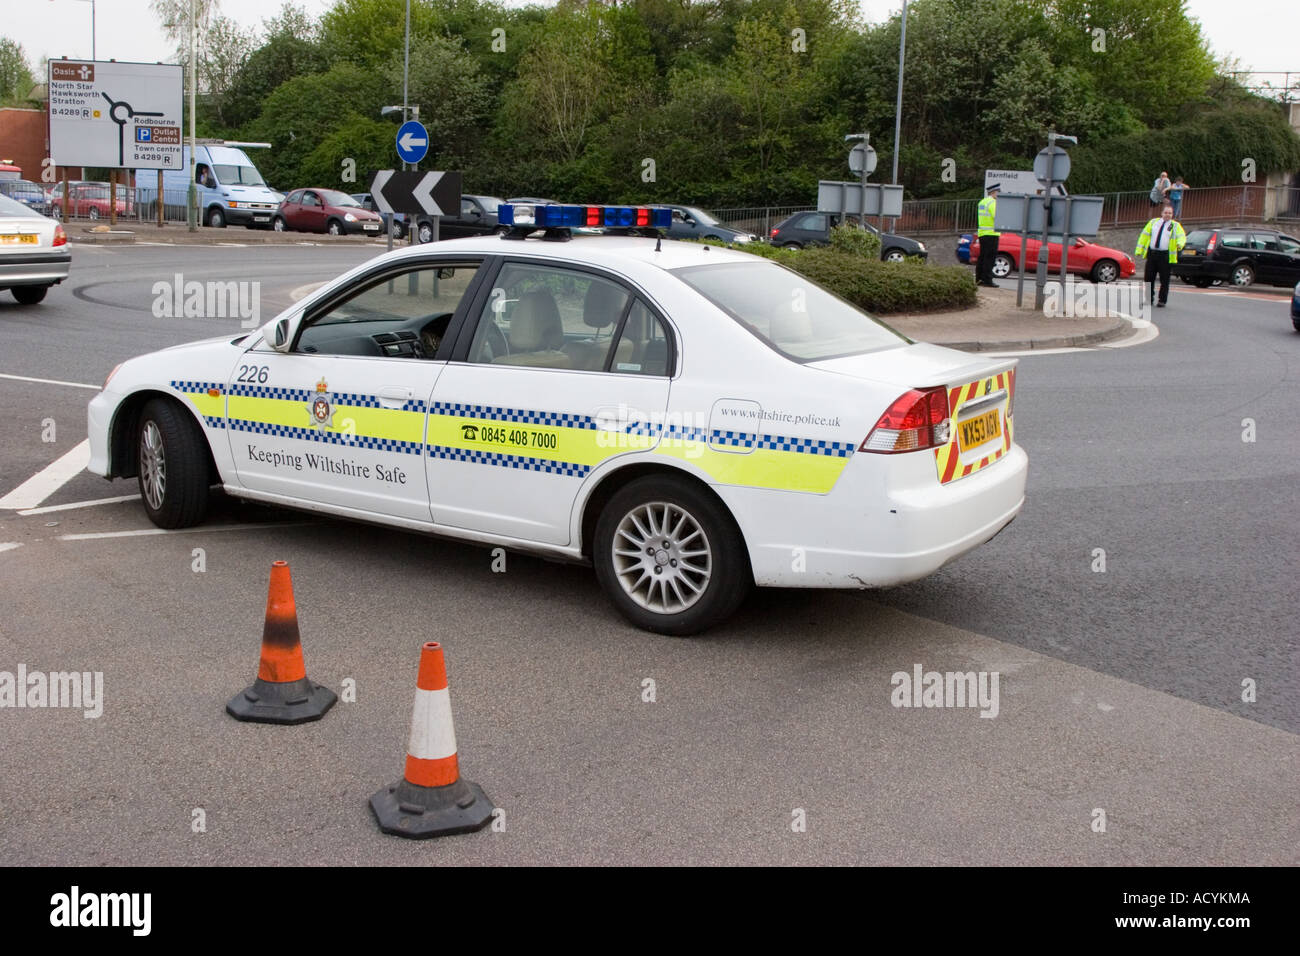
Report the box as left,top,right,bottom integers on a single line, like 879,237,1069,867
673,260,905,362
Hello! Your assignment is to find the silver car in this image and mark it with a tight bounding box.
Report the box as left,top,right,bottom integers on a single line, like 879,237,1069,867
0,192,71,305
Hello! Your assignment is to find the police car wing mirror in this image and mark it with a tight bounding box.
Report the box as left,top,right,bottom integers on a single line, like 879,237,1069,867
269,316,294,352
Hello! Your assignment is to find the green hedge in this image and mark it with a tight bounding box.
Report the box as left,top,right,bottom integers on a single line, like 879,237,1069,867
683,227,976,314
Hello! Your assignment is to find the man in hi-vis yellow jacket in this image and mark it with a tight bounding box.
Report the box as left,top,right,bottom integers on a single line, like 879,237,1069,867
1135,203,1186,308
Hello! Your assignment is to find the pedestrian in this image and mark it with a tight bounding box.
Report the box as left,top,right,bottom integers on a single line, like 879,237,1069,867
976,182,1001,287
1168,176,1189,218
1149,171,1171,207
1134,202,1186,308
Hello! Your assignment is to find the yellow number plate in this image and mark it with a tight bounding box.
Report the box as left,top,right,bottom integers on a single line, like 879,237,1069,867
0,234,38,244
957,409,1001,453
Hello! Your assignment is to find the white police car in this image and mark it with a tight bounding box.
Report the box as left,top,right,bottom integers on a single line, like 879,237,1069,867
88,203,1027,634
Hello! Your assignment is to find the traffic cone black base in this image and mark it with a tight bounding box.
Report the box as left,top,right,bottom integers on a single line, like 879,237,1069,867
369,777,495,839
226,676,337,725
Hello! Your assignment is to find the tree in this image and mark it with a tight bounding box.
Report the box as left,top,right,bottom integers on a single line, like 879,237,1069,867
384,36,491,166
0,37,36,106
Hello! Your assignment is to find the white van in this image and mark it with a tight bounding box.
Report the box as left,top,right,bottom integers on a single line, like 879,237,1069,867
137,143,281,228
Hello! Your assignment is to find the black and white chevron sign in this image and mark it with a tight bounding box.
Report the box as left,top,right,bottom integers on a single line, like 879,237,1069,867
367,170,462,216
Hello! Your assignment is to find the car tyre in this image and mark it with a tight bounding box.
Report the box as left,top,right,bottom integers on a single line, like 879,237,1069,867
883,248,907,263
137,398,210,529
1194,277,1213,288
393,221,407,239
1090,259,1120,283
593,476,751,636
87,206,100,220
992,253,1014,278
12,285,49,305
272,215,287,232
1230,263,1254,287
327,219,344,236
491,225,509,236
781,242,802,250
207,207,226,228
417,221,434,243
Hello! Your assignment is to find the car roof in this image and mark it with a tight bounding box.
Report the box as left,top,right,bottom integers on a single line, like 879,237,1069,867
378,233,762,273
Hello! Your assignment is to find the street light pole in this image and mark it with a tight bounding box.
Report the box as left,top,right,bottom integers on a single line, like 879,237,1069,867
403,0,410,172
890,0,907,231
186,0,197,231
49,0,95,60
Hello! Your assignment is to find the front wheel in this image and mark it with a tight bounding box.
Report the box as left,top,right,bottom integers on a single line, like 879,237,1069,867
1091,259,1120,283
883,248,907,263
326,219,344,236
137,398,211,529
1230,263,1254,287
272,216,287,232
992,253,1014,277
1194,277,1213,288
417,221,434,243
207,207,226,228
781,242,802,250
593,477,751,636
12,285,49,305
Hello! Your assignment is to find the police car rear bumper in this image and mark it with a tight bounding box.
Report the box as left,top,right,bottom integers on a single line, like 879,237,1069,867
720,443,1028,588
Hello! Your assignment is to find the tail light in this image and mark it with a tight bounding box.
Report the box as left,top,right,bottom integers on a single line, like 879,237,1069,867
1206,231,1217,255
861,386,950,453
53,224,67,247
770,227,778,239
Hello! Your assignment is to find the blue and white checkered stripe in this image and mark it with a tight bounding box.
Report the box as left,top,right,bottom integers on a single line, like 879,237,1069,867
427,444,591,478
171,380,225,394
227,418,424,455
228,384,314,402
202,415,228,430
629,422,853,458
430,401,596,430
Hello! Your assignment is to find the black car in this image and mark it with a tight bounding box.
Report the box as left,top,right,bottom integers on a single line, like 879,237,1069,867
0,179,53,218
1174,227,1300,288
654,204,757,244
769,211,927,261
350,193,507,243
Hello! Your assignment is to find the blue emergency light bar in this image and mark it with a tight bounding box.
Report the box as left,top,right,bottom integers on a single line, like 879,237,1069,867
499,203,671,230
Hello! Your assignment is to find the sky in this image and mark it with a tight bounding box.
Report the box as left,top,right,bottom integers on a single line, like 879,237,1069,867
4,0,1295,77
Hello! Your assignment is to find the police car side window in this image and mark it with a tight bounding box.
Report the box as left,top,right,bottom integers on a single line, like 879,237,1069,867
467,262,632,371
296,263,482,359
610,301,671,376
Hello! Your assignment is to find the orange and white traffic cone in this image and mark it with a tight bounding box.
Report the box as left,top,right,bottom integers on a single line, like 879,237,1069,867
226,560,337,724
370,641,494,838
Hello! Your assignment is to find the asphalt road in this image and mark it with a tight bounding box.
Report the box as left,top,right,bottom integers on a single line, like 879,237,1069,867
0,243,1295,865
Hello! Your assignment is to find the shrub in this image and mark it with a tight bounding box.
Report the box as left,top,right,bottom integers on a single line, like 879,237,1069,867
676,235,976,314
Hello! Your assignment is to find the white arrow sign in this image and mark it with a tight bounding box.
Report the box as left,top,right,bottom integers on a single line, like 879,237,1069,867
399,131,427,152
411,171,446,216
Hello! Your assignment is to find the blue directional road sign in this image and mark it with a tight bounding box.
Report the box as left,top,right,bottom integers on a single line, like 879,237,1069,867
395,120,429,165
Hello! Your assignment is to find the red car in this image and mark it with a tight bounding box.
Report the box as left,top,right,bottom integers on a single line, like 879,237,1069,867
273,188,384,236
970,233,1136,283
49,181,132,220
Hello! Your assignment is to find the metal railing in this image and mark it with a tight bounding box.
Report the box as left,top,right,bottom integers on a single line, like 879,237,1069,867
714,185,1300,239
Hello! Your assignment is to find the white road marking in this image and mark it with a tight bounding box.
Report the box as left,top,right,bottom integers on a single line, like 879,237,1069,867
0,542,22,554
17,494,140,516
0,372,99,391
0,440,91,510
58,521,307,541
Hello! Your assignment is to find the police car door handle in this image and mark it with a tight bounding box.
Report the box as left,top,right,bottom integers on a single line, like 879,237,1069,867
378,386,411,408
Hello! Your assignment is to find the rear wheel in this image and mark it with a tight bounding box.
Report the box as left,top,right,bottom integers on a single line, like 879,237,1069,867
137,398,211,529
593,476,750,636
417,221,434,243
1230,263,1254,287
87,207,100,220
992,253,1013,277
1090,259,1120,283
12,285,49,305
781,242,802,250
1194,277,1213,288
